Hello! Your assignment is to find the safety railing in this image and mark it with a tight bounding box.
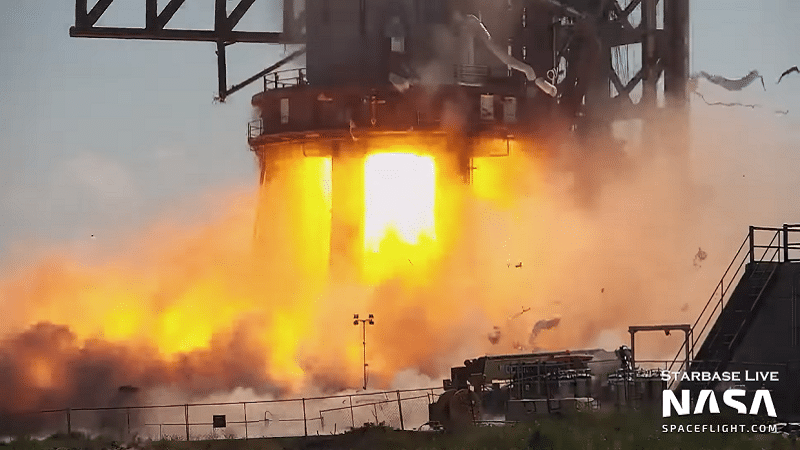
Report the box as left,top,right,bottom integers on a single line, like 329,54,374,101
665,224,800,386
28,387,442,441
263,68,307,91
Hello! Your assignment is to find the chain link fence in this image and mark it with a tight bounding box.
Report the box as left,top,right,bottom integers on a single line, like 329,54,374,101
35,388,443,441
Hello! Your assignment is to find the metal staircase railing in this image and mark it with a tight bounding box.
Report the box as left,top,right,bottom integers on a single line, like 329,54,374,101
694,260,778,386
665,224,800,389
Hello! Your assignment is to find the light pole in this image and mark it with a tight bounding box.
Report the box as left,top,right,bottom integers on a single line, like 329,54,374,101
353,313,374,390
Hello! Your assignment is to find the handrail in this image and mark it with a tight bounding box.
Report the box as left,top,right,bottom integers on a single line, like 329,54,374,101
665,234,750,374
262,67,307,91
726,246,781,352
665,225,795,387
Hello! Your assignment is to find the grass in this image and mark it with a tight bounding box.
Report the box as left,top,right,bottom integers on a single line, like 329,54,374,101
1,413,796,450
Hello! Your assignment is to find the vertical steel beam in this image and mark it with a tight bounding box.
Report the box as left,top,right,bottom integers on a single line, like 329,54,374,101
184,404,190,441
243,403,248,439
75,0,88,28
349,396,354,428
215,0,228,31
302,399,308,436
215,0,229,99
664,0,690,106
146,0,157,28
629,329,636,369
784,224,790,262
684,329,690,373
283,0,295,42
396,391,404,430
216,41,227,99
640,0,658,106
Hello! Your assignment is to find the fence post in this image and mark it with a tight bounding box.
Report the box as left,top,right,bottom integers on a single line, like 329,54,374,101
349,396,354,428
66,408,71,436
302,398,307,437
784,224,790,262
749,226,755,264
243,403,248,440
396,391,404,431
184,404,190,441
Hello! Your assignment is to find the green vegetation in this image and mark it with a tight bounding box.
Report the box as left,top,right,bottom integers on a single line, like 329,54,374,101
2,413,796,450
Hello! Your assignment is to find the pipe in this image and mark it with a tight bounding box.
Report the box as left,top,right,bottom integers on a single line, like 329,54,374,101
461,14,557,97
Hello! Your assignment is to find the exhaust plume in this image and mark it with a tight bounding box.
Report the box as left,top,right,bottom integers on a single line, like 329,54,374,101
2,97,797,434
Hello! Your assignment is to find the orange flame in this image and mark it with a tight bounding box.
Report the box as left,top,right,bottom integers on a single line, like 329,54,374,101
0,130,703,421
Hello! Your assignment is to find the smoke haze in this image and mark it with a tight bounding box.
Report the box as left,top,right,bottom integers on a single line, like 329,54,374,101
1,97,799,435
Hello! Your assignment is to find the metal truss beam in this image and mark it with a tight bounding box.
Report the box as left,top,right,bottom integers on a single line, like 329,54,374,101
70,0,295,101
71,0,282,43
228,0,257,30
152,0,186,29
86,0,114,26
69,27,281,43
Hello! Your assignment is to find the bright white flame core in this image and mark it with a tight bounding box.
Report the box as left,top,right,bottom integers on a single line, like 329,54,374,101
363,153,436,252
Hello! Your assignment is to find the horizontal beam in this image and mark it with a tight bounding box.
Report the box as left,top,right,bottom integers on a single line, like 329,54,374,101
629,325,691,333
69,26,282,43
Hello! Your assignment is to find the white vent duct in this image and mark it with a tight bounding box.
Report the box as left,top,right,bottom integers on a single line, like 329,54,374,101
460,14,557,97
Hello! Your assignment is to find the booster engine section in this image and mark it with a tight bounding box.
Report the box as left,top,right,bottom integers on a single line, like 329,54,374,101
429,348,665,429
249,0,611,154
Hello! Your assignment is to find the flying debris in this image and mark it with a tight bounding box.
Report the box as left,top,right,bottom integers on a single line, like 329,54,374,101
693,91,759,109
509,307,531,320
528,317,561,344
693,247,708,268
515,262,523,268
693,70,765,91
777,66,799,84
488,326,502,345
601,288,605,294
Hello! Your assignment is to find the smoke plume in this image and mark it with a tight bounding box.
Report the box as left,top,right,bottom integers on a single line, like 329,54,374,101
1,95,798,435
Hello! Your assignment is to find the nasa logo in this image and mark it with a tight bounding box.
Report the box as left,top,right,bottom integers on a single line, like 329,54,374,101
662,389,777,418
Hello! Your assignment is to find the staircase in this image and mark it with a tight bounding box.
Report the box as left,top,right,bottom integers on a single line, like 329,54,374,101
667,225,800,391
687,262,778,383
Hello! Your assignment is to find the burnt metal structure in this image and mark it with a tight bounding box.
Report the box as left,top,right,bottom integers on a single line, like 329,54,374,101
429,348,664,428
